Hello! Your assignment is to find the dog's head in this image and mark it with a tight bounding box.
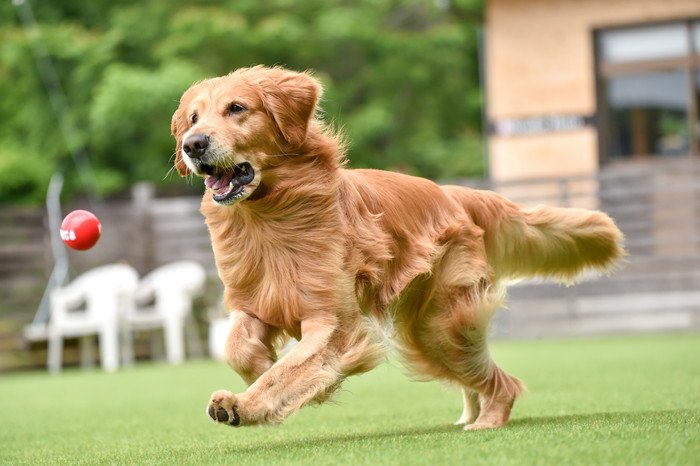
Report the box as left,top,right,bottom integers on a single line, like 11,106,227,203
171,66,322,205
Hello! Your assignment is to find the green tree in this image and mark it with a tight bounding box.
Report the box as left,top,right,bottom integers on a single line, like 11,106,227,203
0,0,484,205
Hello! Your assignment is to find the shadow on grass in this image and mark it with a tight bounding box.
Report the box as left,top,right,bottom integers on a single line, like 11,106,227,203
221,408,698,455
222,423,459,455
509,408,696,429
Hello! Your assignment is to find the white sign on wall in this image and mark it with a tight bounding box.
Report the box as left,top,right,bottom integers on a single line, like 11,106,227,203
491,114,593,136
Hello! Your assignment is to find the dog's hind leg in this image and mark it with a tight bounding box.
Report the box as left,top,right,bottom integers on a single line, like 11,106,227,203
396,279,524,431
458,331,525,431
454,388,480,425
449,294,525,431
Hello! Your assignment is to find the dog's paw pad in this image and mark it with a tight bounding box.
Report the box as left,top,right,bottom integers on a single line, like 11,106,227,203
206,390,241,427
207,406,230,423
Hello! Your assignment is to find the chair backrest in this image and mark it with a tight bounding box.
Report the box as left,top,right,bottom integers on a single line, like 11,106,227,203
50,264,139,326
135,261,207,315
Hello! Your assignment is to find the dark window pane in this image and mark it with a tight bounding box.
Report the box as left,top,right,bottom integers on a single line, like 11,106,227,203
604,70,689,159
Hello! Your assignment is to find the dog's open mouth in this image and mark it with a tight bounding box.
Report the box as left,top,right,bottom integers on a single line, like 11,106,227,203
203,162,255,205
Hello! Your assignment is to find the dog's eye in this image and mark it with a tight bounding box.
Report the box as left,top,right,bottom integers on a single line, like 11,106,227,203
191,113,198,124
228,103,246,115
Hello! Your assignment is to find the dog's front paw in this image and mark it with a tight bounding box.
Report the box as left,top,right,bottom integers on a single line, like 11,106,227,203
207,390,241,427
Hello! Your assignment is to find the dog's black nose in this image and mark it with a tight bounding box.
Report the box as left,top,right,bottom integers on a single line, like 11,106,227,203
183,134,210,159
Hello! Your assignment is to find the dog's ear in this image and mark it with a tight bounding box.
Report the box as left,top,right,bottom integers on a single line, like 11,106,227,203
260,70,322,149
171,107,191,177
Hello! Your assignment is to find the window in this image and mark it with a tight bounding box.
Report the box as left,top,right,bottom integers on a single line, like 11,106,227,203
597,21,700,162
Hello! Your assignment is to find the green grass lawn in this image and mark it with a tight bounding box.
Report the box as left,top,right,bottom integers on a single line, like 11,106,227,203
1,333,699,465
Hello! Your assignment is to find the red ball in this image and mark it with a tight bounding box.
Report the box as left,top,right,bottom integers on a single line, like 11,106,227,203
60,210,102,251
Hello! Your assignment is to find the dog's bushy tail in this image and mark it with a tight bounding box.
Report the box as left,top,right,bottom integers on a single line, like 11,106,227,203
445,187,625,284
493,203,625,283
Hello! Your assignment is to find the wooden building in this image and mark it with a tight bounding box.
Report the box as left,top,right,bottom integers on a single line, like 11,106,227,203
484,0,700,183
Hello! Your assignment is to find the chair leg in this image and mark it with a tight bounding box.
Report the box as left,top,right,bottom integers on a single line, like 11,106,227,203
164,319,185,364
99,327,119,372
48,333,63,374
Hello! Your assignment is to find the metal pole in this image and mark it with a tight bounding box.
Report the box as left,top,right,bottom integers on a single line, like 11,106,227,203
32,171,69,326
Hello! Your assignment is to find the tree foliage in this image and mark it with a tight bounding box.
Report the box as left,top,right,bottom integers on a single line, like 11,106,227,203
0,0,484,205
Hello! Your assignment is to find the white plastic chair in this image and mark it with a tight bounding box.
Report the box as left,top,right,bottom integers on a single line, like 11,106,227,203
208,316,232,361
48,264,139,374
122,261,206,365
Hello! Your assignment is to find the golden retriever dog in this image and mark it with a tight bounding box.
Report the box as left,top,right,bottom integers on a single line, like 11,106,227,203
171,65,624,430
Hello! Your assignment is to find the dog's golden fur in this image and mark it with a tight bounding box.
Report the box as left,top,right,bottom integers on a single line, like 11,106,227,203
171,66,625,430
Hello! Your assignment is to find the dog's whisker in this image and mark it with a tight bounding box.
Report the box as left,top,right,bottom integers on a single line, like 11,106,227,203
162,165,177,181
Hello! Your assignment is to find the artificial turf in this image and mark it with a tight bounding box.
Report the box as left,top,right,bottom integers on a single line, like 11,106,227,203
1,333,698,465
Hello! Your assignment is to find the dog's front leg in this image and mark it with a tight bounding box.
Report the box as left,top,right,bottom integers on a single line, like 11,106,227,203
207,315,341,426
223,310,280,386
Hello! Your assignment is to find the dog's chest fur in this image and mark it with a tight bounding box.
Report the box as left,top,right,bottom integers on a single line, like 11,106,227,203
201,192,352,329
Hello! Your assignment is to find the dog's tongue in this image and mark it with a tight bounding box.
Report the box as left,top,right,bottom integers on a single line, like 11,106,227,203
205,173,234,192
